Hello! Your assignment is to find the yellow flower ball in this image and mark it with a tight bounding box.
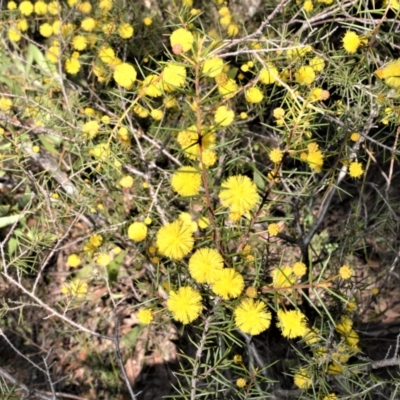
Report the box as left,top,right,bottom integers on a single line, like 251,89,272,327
128,222,148,242
0,97,13,112
303,0,313,12
342,30,361,54
294,367,312,389
113,63,137,89
259,64,279,85
162,63,187,92
119,175,134,188
47,0,60,15
143,17,153,26
65,57,81,74
81,17,96,32
167,286,202,324
17,19,29,32
214,105,234,127
295,66,315,85
8,26,22,42
77,1,91,13
348,161,363,178
236,378,246,388
82,120,100,139
339,265,354,279
137,309,153,325
202,57,224,78
72,35,87,50
269,149,283,164
118,23,134,39
7,1,17,10
150,109,163,120
227,23,239,37
245,87,264,103
170,28,193,54
234,298,272,335
309,56,325,72
19,1,34,16
67,254,81,268
99,0,112,10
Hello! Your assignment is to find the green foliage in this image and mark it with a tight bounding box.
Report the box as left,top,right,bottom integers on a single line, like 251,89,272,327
0,0,400,399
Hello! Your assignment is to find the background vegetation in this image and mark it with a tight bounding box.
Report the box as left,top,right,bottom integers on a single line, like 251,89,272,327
1,0,400,399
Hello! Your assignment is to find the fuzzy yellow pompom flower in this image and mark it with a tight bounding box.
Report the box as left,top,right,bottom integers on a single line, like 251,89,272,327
162,63,187,92
272,108,285,120
268,223,280,236
167,286,202,324
113,63,137,89
17,19,28,32
234,298,272,335
171,166,201,196
19,1,34,16
8,1,17,10
67,254,81,268
119,175,134,188
118,23,134,39
342,30,361,54
309,56,325,72
292,262,307,277
219,175,259,216
142,74,162,97
150,109,163,120
98,47,115,66
335,316,352,335
200,149,217,167
227,23,239,37
295,66,315,85
236,378,246,388
339,264,353,279
82,120,100,139
81,17,96,32
214,105,234,126
96,253,111,266
8,26,22,42
212,269,244,299
177,125,216,159
258,64,279,85
293,367,312,389
143,17,153,26
217,77,238,98
277,309,308,338
133,105,149,118
269,149,283,164
137,309,153,325
170,28,193,54
128,222,147,242
72,35,87,51
202,57,224,78
0,97,13,112
65,53,81,75
306,143,324,172
47,0,60,14
348,161,363,178
350,132,360,141
61,279,88,298
188,248,224,284
245,87,264,103
303,0,313,12
99,0,113,11
156,220,194,260
375,59,400,88
272,266,295,289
